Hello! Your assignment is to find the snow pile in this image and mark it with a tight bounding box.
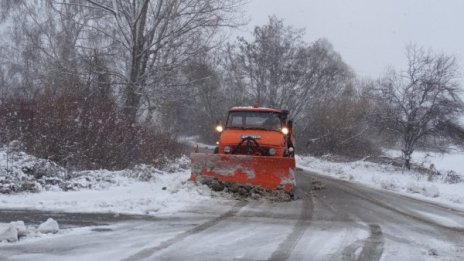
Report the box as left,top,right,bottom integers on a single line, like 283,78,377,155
0,223,18,242
0,219,59,243
297,153,464,207
11,221,27,237
38,218,59,234
0,148,69,193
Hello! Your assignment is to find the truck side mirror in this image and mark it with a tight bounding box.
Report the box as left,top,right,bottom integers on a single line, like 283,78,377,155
287,120,293,129
281,110,289,121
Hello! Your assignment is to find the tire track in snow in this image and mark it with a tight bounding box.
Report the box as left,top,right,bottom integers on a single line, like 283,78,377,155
340,224,384,261
313,195,358,261
357,224,384,261
268,191,313,261
341,239,364,261
122,201,248,261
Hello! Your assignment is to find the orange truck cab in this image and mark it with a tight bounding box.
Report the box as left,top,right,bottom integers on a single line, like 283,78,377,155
191,105,296,198
215,106,295,158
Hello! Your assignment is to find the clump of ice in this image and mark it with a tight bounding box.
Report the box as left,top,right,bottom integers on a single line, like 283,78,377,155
38,218,59,234
10,221,27,237
0,223,18,242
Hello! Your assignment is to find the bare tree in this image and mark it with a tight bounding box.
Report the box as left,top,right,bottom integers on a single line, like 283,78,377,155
374,46,464,169
0,0,102,99
83,0,245,122
229,16,352,120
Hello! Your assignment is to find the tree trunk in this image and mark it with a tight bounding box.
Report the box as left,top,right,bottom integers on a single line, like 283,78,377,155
402,149,412,170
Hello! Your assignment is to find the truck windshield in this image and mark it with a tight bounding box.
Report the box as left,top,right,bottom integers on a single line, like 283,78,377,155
226,111,282,131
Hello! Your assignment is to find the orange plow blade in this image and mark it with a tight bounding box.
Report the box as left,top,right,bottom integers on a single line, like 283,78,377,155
190,153,296,193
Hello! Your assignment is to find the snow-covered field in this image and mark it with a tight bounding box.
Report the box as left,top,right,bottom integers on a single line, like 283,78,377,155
297,150,464,210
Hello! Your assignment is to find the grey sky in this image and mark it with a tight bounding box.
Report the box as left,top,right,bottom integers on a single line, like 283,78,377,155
244,0,464,79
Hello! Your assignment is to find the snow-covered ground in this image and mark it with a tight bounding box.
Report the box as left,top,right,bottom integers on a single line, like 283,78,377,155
0,146,231,243
2,145,463,216
297,150,464,210
2,144,464,248
0,147,229,215
0,169,221,215
2,147,464,260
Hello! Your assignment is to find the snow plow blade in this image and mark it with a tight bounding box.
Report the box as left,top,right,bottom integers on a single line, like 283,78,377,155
190,153,296,194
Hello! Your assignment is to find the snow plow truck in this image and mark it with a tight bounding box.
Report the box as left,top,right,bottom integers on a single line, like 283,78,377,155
190,104,296,199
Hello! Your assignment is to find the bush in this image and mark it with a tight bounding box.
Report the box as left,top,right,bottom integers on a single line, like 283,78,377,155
0,93,186,170
298,87,380,158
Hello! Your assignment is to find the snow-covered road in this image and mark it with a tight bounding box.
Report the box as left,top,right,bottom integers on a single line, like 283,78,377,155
1,170,464,261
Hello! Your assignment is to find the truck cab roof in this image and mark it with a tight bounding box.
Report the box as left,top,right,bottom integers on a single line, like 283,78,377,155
229,106,282,113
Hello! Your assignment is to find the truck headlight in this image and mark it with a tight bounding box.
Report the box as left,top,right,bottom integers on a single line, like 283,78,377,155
269,148,276,156
216,125,223,132
281,127,289,135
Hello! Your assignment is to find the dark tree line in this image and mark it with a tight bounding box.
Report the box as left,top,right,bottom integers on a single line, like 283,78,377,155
0,0,245,169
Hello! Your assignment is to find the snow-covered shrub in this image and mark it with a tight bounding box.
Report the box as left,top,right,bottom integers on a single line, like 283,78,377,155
380,179,397,191
407,182,423,194
161,155,190,173
126,164,163,181
0,150,69,194
0,96,187,171
423,185,439,198
443,171,462,184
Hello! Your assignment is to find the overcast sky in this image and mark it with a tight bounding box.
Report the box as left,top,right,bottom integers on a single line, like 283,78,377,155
243,0,464,79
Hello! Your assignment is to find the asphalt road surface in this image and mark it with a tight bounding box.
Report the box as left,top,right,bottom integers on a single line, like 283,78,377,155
1,170,464,260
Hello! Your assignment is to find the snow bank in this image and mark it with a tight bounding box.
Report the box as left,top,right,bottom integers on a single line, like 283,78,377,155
0,168,219,215
297,153,464,209
0,148,225,216
0,147,193,194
